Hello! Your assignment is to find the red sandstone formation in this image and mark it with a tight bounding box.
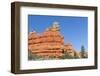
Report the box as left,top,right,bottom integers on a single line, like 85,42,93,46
28,22,64,58
28,22,80,58
64,43,75,56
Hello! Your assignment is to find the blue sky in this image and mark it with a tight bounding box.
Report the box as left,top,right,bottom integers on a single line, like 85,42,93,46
28,15,88,51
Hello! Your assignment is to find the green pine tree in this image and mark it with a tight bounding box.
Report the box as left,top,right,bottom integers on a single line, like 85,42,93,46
81,45,86,58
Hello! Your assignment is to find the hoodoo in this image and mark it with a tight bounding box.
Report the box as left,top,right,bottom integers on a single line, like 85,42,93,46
28,22,64,58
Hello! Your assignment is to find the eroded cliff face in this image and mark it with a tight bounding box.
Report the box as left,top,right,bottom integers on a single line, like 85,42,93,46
28,22,80,59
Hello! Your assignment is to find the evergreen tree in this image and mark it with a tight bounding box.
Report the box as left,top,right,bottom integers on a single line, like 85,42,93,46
81,45,86,58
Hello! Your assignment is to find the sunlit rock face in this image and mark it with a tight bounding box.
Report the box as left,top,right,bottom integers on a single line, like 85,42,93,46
28,22,81,59
28,22,64,58
64,43,75,56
